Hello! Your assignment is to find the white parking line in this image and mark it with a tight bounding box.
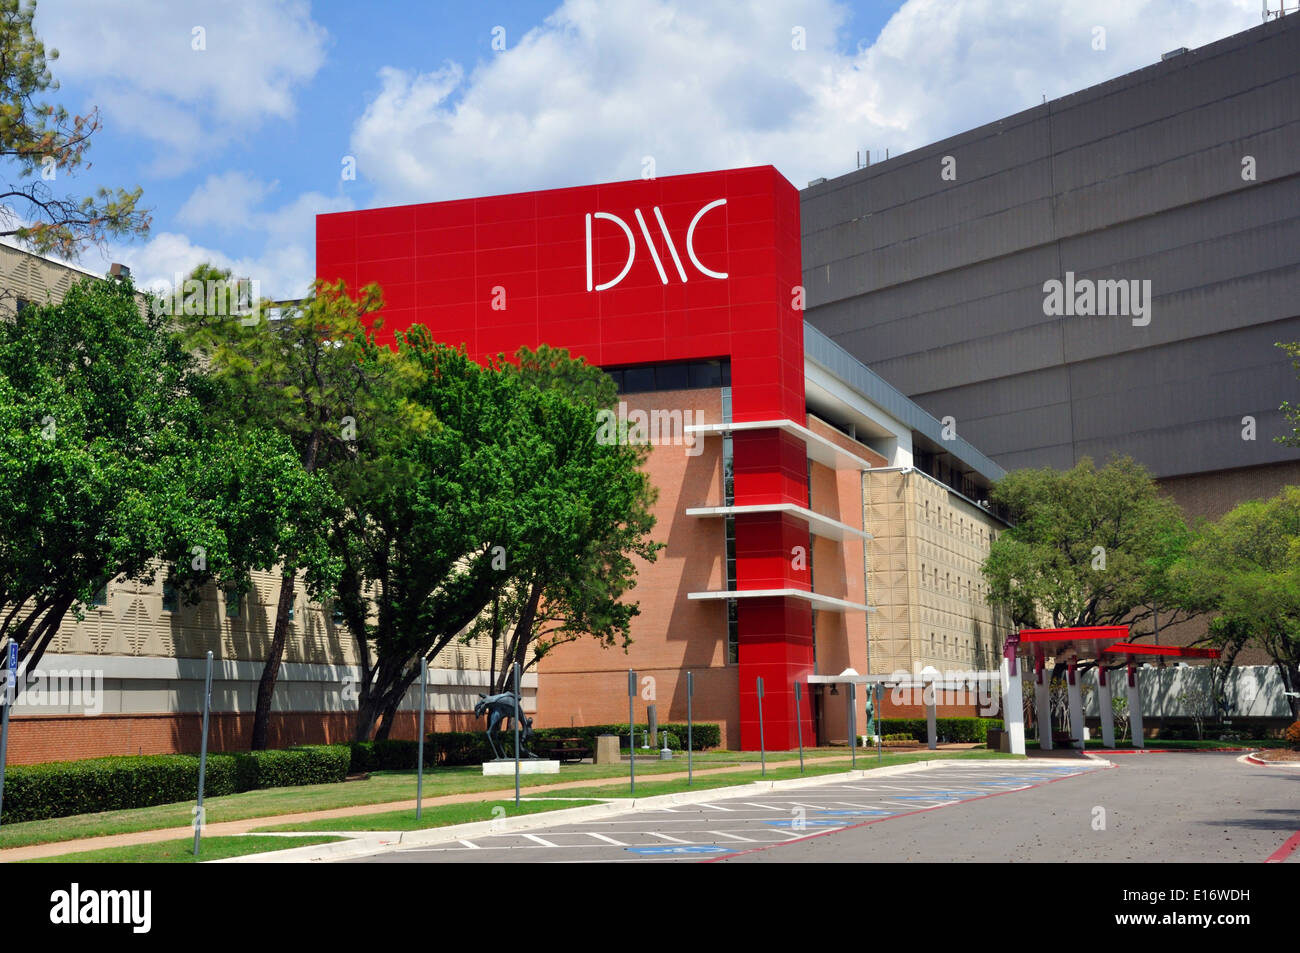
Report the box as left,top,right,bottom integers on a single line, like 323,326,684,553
585,832,628,846
458,840,480,849
645,832,694,843
521,833,559,847
709,831,760,842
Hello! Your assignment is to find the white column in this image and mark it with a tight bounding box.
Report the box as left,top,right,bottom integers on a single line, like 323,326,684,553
1127,661,1145,749
925,678,938,750
1036,661,1053,751
1067,658,1085,750
1001,649,1025,755
1097,664,1115,749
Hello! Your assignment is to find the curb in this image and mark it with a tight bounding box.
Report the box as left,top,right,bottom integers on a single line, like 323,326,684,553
1241,751,1300,767
213,757,996,863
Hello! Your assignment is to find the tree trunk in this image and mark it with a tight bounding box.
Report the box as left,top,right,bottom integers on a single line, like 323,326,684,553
250,428,321,751
353,690,384,743
250,567,297,750
494,582,542,694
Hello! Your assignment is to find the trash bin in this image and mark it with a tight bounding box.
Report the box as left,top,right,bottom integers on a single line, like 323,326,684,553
986,728,1004,750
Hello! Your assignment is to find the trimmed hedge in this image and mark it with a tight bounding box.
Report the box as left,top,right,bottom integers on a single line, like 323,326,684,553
876,718,1003,744
0,745,351,824
415,722,723,768
348,739,435,772
597,722,720,752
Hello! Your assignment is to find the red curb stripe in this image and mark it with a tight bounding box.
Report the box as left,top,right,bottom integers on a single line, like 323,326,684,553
699,763,1118,863
1266,831,1300,864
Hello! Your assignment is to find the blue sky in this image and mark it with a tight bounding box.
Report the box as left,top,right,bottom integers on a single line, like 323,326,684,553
25,0,1263,298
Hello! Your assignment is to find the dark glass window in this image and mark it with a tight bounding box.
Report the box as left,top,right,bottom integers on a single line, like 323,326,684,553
162,580,178,612
655,363,689,390
604,359,730,394
622,366,655,392
689,361,721,388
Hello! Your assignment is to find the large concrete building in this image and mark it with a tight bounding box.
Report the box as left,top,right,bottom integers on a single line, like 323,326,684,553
801,14,1300,521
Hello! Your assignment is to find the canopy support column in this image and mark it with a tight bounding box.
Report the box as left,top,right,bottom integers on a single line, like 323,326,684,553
1097,664,1116,749
1035,654,1052,750
1067,658,1085,750
1127,661,1145,749
1000,637,1025,755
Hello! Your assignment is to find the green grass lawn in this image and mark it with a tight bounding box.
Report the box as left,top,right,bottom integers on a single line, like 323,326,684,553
529,749,1022,799
0,747,870,851
1025,738,1288,750
254,798,602,833
24,835,345,864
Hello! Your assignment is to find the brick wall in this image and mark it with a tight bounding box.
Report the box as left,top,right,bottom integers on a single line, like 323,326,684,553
2,708,480,765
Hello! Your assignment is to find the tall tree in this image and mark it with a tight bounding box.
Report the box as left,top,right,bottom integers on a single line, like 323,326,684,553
981,456,1196,636
159,426,341,646
177,270,396,749
0,274,196,676
335,339,659,739
474,345,661,694
1172,486,1300,718
0,0,149,258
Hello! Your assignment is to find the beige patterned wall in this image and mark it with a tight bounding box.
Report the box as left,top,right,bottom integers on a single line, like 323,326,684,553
0,243,89,314
42,564,499,672
865,469,1013,676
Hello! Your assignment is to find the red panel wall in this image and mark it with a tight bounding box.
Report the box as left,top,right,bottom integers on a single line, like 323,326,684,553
318,165,812,750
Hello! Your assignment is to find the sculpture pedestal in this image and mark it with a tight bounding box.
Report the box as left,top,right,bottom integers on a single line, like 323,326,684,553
481,759,560,776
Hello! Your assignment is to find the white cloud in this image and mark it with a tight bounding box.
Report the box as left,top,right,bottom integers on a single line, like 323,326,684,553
177,172,276,230
350,0,1261,204
37,0,328,174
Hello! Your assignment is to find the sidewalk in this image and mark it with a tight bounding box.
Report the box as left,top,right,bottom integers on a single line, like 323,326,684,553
1,753,876,862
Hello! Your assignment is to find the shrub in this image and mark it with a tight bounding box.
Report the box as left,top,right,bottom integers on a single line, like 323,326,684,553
232,745,350,790
426,731,497,766
0,744,349,824
876,718,1002,744
1285,720,1300,750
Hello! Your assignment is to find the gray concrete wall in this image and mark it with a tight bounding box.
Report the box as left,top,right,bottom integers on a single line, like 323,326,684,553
802,16,1300,481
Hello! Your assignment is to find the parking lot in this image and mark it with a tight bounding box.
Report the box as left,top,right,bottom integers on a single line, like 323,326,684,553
353,760,1105,864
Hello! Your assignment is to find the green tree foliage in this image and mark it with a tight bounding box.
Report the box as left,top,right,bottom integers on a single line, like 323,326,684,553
335,339,659,740
176,270,397,749
981,456,1195,636
474,344,661,695
0,0,149,258
0,275,195,675
1172,486,1300,718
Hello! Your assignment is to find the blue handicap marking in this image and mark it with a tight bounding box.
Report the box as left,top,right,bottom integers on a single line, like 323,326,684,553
626,845,730,855
812,810,893,817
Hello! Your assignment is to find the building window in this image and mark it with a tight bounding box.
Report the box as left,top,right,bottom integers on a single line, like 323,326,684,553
603,358,730,394
226,591,241,619
92,584,108,607
162,580,178,612
332,601,345,625
727,600,739,665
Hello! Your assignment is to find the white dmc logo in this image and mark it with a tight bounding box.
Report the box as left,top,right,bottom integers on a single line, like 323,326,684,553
585,199,728,291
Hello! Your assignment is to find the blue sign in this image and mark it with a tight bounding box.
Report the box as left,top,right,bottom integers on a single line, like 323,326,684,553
6,642,14,671
625,845,729,855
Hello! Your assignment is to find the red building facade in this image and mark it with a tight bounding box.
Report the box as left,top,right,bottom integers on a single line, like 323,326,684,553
317,166,835,749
